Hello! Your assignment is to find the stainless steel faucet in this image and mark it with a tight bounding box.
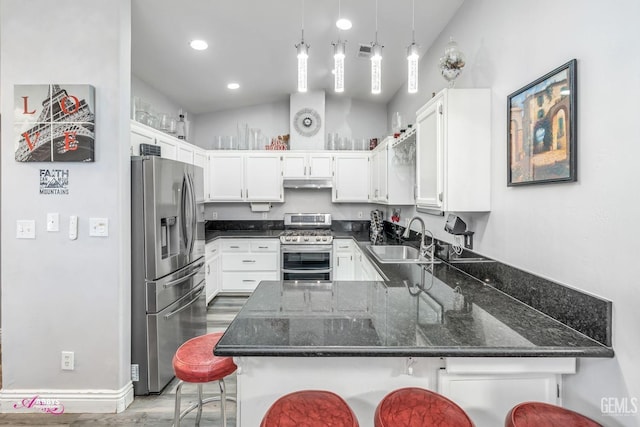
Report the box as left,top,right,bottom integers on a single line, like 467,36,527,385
402,216,435,261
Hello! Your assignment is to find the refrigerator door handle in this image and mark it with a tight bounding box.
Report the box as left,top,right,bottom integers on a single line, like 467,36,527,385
164,286,205,320
162,261,205,289
181,173,190,253
186,171,197,256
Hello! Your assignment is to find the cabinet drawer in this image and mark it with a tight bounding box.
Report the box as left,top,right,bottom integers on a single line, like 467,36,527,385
222,271,279,291
250,240,279,252
222,253,278,271
334,240,354,251
205,242,220,258
221,240,251,252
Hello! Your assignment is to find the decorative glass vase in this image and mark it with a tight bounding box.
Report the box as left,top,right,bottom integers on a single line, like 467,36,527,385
439,37,466,87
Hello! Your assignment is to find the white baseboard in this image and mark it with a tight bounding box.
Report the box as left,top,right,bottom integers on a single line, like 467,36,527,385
0,382,134,414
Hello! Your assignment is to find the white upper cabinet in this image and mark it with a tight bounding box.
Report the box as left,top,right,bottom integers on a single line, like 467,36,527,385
370,136,416,205
333,153,370,203
176,140,195,164
416,88,491,213
283,152,332,179
131,121,177,160
245,153,283,202
207,152,283,202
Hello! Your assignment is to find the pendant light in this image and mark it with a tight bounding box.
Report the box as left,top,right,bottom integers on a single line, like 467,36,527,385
332,0,346,93
407,0,419,94
370,0,383,94
295,0,309,92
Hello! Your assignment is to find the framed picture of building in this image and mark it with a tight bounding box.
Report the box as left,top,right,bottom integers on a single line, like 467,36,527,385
507,59,577,186
14,84,95,162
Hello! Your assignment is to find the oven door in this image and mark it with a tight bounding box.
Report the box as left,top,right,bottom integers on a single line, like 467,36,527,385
281,245,332,281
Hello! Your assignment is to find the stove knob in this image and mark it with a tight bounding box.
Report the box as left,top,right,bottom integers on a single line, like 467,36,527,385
322,237,328,242
315,236,321,241
304,237,309,241
285,237,291,242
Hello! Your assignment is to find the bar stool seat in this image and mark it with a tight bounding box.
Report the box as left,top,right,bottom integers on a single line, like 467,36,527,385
172,332,237,427
506,402,602,427
375,387,474,427
260,390,359,427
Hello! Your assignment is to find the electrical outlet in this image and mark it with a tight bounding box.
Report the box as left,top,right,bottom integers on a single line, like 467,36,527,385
357,211,363,219
61,351,74,370
262,212,268,219
211,212,218,220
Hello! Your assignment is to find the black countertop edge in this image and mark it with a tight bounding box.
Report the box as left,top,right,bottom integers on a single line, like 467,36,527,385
214,346,614,358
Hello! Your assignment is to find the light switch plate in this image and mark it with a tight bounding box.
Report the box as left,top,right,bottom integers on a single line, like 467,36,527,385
47,213,59,232
89,218,109,237
16,220,36,239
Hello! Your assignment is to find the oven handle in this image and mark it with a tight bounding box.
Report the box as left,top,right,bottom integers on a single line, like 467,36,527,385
282,268,333,274
281,246,333,253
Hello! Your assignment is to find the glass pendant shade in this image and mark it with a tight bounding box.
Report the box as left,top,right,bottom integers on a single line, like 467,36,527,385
407,43,419,94
297,43,308,92
333,41,346,93
371,44,382,94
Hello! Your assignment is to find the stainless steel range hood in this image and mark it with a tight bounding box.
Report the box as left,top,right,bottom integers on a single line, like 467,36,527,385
283,178,333,189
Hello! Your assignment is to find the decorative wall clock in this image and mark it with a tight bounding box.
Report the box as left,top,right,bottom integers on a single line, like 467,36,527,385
293,107,322,138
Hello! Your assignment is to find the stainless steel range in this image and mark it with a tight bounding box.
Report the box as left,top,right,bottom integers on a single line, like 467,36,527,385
280,213,333,281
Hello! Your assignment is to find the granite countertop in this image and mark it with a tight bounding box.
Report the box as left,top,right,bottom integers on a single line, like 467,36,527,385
207,227,613,358
215,264,613,358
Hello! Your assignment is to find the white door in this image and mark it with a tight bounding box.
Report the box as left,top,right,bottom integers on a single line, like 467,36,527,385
209,154,244,200
245,154,283,202
333,154,370,202
416,96,444,209
282,153,307,178
155,133,178,160
308,154,332,178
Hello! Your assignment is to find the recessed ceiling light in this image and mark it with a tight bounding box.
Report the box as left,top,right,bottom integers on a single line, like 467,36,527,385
189,39,208,50
227,83,240,90
336,18,352,30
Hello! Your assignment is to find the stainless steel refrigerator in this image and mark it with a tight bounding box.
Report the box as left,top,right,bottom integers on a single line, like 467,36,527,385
131,156,206,395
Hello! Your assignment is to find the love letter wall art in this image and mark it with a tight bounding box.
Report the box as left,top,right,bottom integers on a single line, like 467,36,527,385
15,84,95,162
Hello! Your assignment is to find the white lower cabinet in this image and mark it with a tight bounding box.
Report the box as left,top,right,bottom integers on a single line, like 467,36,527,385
333,240,355,280
334,239,383,281
205,241,221,304
220,238,280,292
438,358,574,427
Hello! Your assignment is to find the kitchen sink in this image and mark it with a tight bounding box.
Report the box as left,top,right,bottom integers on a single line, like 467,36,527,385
366,245,437,264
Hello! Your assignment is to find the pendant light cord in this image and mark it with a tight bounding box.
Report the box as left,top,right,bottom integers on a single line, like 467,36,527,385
375,0,379,43
411,0,415,42
301,0,305,42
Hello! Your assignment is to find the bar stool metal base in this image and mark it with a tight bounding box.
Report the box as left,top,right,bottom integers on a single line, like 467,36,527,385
173,378,237,427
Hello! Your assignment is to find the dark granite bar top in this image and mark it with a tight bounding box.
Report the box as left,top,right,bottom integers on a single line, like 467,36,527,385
215,277,612,357
207,220,613,358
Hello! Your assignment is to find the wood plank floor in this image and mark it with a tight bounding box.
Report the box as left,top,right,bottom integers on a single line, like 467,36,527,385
0,295,248,426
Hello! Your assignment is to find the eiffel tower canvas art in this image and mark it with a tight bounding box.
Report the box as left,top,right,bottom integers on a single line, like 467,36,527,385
14,84,95,162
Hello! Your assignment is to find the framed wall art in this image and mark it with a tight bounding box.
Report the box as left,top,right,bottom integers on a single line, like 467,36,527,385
507,59,577,186
15,84,95,162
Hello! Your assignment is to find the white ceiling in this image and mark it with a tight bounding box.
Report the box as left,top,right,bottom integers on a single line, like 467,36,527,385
131,0,464,114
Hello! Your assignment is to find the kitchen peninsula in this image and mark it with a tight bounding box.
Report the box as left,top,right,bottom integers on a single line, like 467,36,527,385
215,240,613,427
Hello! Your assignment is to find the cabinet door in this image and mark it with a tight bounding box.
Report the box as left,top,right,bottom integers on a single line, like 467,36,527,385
209,154,244,201
334,251,354,280
176,141,194,164
205,255,220,304
282,154,307,179
308,154,332,178
416,96,444,209
194,149,209,201
245,154,283,202
130,122,154,156
377,147,388,202
155,133,178,161
333,154,370,202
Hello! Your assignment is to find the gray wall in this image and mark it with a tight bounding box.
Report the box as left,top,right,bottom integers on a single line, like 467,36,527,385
387,0,640,424
1,0,132,409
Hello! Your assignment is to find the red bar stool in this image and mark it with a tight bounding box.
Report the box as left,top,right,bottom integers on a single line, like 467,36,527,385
375,387,474,427
506,402,603,427
172,332,237,427
260,390,359,427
